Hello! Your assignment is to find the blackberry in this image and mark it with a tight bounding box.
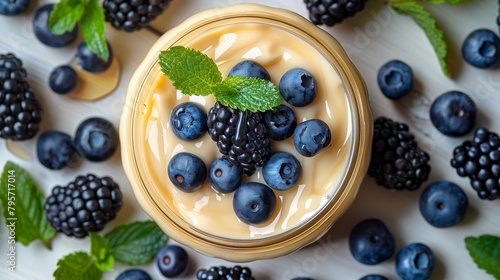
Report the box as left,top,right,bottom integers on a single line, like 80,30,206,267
207,101,271,176
0,53,42,141
303,0,368,26
103,0,172,32
44,174,123,238
196,265,255,280
368,117,431,190
451,127,500,200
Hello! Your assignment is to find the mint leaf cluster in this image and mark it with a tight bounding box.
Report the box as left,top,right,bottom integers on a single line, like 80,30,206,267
465,235,500,279
159,46,283,112
389,0,466,77
53,221,168,280
49,0,108,61
0,161,56,249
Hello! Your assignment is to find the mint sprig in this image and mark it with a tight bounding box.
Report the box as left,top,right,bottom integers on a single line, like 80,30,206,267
465,235,500,279
390,0,451,77
49,0,109,61
54,220,168,280
159,46,283,112
0,161,56,249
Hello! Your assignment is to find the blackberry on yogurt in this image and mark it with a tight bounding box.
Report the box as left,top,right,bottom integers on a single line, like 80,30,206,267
451,127,500,200
368,117,431,190
207,101,271,176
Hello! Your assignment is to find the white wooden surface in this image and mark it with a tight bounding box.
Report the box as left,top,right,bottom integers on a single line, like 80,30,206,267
1,0,499,279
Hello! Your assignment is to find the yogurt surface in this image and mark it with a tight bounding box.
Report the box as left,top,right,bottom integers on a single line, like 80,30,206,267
135,23,353,239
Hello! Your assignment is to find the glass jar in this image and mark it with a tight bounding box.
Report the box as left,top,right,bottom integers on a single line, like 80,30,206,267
120,3,372,262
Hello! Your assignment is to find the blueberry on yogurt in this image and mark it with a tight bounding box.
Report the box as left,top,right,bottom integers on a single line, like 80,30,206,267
262,152,302,191
293,119,331,157
168,152,207,192
279,68,317,107
228,60,271,80
233,182,276,225
209,157,243,193
171,102,207,141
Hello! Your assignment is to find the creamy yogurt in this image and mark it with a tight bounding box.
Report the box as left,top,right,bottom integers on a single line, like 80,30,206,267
134,23,353,239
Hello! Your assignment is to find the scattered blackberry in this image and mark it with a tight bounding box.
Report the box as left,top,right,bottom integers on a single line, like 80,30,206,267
303,0,368,26
44,174,123,238
207,101,271,176
103,0,172,32
196,265,255,280
368,117,431,190
451,127,500,200
0,53,42,141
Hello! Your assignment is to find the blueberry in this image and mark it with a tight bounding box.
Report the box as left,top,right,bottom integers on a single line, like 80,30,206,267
262,152,302,191
33,4,78,48
264,104,297,140
37,130,76,170
0,0,29,16
430,91,477,137
359,275,388,280
49,65,78,95
77,41,114,73
155,244,189,278
395,243,434,280
293,119,331,157
377,60,414,100
74,117,118,162
279,68,317,107
228,60,271,80
168,152,206,192
116,269,152,280
349,219,395,265
171,102,207,141
233,182,276,225
419,181,468,228
209,157,243,193
462,29,500,69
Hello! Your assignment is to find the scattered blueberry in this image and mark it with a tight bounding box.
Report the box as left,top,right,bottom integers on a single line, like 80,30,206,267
168,152,207,192
116,269,152,280
293,119,331,157
0,0,29,16
359,275,388,280
264,104,297,140
155,244,189,278
33,4,78,48
49,65,78,95
349,219,395,265
419,181,468,228
395,243,434,280
430,91,477,137
233,182,276,225
37,130,76,170
462,28,500,69
279,68,317,107
262,152,302,191
77,41,113,73
228,60,271,80
377,60,414,100
171,102,207,141
209,157,243,193
74,117,118,162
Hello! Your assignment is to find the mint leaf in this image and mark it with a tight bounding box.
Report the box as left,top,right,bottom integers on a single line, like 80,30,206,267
465,235,500,279
49,0,85,35
213,76,283,112
105,221,168,265
80,0,108,61
54,251,103,280
390,0,451,77
0,161,55,249
90,233,114,272
159,46,222,96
